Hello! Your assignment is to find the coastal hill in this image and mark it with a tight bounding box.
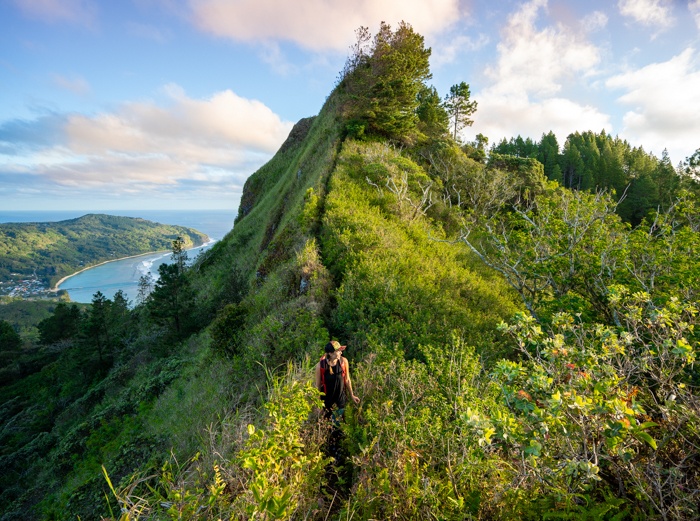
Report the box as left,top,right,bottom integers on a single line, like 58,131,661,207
0,213,208,290
1,22,699,520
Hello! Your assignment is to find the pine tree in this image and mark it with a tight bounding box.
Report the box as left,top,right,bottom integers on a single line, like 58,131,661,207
0,320,21,351
84,291,111,364
598,139,626,195
171,236,188,274
148,237,194,339
37,302,81,345
137,273,154,304
561,142,584,188
682,148,700,179
443,82,477,141
416,85,449,138
109,289,132,348
537,131,560,181
653,149,680,207
342,21,432,141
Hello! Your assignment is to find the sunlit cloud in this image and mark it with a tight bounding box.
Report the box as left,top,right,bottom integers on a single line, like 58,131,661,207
66,84,290,157
466,0,609,146
606,47,700,161
189,0,461,52
691,0,700,30
0,86,294,203
617,0,674,31
12,0,98,28
485,0,601,97
85,87,280,157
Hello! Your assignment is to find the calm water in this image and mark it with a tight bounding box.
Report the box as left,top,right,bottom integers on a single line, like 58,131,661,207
0,210,236,304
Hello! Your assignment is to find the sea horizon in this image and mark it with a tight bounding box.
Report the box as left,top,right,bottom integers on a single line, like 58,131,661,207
0,209,236,241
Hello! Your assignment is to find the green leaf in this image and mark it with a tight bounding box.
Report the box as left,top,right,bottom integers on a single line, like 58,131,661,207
637,421,658,430
524,439,542,457
635,431,657,449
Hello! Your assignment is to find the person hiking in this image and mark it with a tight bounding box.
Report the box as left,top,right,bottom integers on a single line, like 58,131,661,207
315,340,360,423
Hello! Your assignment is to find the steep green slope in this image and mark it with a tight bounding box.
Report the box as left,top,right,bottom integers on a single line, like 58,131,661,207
0,214,208,288
0,92,348,520
98,19,699,517
87,77,521,517
4,22,698,521
322,140,518,359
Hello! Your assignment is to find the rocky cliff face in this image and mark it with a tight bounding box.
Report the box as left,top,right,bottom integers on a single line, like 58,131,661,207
236,116,317,223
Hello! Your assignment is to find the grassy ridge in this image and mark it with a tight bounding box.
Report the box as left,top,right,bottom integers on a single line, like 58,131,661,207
0,213,208,287
4,21,699,516
85,91,524,518
322,140,519,359
102,82,699,517
0,96,348,519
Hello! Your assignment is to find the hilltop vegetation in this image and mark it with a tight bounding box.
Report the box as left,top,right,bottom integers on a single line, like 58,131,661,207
0,298,64,343
1,22,699,521
0,213,208,288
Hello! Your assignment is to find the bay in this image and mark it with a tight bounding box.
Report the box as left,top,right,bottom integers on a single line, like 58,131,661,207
0,209,236,304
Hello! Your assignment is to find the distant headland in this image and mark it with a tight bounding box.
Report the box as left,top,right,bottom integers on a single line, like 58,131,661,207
0,213,208,297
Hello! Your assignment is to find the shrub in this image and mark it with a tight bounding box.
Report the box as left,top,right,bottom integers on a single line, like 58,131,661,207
463,289,700,518
210,303,247,358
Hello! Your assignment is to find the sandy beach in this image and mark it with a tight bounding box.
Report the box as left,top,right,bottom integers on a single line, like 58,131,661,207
50,236,213,291
50,250,170,291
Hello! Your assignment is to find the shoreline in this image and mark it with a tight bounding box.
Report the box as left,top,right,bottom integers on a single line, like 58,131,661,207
50,236,213,291
50,250,169,291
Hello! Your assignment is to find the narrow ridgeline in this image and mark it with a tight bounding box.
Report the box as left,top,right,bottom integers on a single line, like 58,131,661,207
2,21,699,521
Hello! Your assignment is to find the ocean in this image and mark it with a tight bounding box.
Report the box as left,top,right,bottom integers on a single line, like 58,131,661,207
0,209,236,304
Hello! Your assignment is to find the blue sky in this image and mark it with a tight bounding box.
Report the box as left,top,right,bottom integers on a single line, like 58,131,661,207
1,0,699,211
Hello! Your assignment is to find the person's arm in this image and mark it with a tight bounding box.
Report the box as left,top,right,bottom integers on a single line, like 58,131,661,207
343,358,360,404
315,363,323,395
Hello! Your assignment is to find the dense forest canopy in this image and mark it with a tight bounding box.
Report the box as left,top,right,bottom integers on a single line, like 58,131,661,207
490,130,693,225
1,22,699,521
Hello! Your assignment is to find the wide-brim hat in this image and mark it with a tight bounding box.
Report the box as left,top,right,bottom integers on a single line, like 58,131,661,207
327,340,346,352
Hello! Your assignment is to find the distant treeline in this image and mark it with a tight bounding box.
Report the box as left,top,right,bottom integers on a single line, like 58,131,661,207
0,214,208,287
490,130,697,225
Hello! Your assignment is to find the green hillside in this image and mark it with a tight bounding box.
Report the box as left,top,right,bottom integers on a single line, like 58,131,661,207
1,22,699,521
0,213,208,288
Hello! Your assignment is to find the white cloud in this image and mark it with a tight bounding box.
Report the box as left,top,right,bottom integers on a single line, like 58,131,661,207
66,84,291,158
485,0,601,97
466,0,610,145
51,74,91,96
581,11,608,33
618,0,674,30
2,86,294,198
468,92,611,148
430,33,490,67
606,48,700,161
188,0,461,51
691,0,700,30
13,0,98,28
